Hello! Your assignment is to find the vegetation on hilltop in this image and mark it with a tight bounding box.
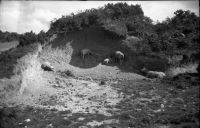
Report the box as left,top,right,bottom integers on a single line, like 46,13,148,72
49,3,199,57
49,3,145,37
0,3,199,66
0,30,19,43
19,30,48,46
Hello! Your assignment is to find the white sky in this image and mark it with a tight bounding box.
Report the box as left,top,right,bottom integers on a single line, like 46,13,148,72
0,1,199,34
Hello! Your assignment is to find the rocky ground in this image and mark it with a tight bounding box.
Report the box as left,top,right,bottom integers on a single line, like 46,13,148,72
1,66,199,128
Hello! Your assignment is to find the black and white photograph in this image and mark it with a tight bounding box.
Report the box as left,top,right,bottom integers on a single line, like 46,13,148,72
0,0,199,128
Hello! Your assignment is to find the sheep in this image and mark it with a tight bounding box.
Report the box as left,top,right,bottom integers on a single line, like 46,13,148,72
80,49,92,59
114,51,124,65
141,67,166,79
103,58,112,65
41,61,54,71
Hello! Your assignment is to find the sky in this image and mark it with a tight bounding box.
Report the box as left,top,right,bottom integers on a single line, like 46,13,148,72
0,1,199,34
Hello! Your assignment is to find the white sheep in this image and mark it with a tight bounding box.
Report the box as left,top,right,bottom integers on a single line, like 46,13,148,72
141,67,166,79
80,49,92,59
114,51,124,65
103,58,112,65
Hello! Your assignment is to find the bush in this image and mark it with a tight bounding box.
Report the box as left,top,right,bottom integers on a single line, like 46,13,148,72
0,30,19,43
121,37,152,55
49,3,144,37
19,31,38,46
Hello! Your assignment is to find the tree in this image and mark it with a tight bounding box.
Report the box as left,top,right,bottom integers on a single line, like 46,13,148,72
19,31,38,46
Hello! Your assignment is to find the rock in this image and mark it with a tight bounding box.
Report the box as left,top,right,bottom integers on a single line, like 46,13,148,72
24,119,31,122
173,97,184,104
78,117,85,121
46,123,53,128
78,126,88,128
41,61,54,71
103,119,119,124
104,126,113,128
63,117,68,120
161,104,165,111
158,125,170,128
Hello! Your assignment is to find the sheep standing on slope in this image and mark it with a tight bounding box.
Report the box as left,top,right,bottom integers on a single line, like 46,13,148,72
141,67,166,79
114,51,124,65
103,58,112,65
80,49,92,59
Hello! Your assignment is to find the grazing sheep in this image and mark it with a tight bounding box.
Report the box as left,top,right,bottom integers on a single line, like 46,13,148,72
141,67,166,79
103,58,112,65
114,51,124,65
41,61,54,71
80,49,92,59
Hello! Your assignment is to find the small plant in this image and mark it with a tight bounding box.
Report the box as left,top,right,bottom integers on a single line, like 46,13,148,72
100,80,106,85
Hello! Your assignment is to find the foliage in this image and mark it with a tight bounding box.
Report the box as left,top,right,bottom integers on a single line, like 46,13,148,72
0,30,19,42
49,3,144,37
19,30,49,46
19,31,38,46
1,3,199,64
37,30,47,45
154,10,200,54
121,36,152,55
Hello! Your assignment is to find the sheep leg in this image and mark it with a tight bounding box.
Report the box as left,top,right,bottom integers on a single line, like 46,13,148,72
120,59,122,65
82,54,84,59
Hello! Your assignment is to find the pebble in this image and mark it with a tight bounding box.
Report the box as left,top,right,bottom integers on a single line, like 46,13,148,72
78,117,85,121
78,126,88,128
24,119,31,122
173,97,184,104
47,123,53,128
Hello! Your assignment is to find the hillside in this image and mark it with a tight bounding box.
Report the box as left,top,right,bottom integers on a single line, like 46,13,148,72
0,2,199,128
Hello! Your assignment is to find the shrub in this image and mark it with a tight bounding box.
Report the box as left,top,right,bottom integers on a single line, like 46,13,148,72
49,3,144,36
121,37,152,55
19,31,38,46
0,30,19,43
